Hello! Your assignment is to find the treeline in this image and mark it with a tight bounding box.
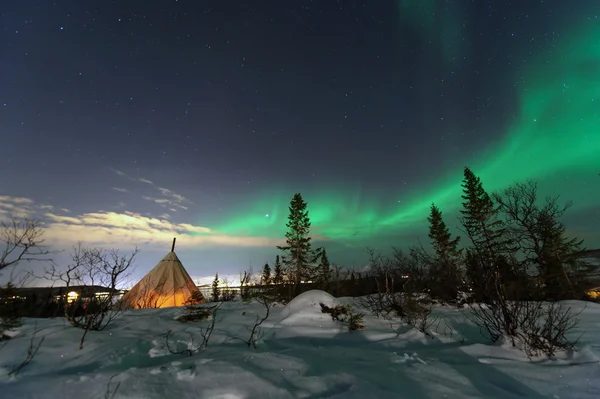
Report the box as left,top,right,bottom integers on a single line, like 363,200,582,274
255,167,596,305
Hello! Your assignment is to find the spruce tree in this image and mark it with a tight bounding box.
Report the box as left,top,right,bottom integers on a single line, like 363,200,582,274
460,167,508,260
277,193,316,286
261,263,271,285
211,273,220,302
316,249,332,284
460,167,516,333
273,255,283,285
427,203,462,300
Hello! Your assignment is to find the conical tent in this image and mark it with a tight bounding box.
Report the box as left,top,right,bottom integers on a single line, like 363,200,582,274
121,238,206,308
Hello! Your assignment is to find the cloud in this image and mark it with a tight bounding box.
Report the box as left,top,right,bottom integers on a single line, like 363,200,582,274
0,196,33,205
112,187,128,193
142,196,171,205
45,213,83,224
42,209,282,249
110,168,127,177
156,187,191,203
0,196,35,218
143,196,188,210
111,169,192,211
39,204,54,210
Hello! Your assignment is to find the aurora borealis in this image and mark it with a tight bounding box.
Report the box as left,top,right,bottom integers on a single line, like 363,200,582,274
2,0,599,280
210,6,600,249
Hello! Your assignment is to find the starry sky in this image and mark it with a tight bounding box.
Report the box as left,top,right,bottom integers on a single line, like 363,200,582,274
2,0,599,286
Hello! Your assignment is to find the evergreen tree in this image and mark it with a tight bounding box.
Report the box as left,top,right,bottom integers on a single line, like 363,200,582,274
460,167,516,334
261,263,271,285
460,167,509,260
316,249,332,284
273,255,283,285
211,273,220,302
427,203,463,300
277,193,316,285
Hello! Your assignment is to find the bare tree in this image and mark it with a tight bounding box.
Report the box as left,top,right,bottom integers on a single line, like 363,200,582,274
47,243,138,349
0,218,52,338
493,180,591,300
0,218,51,272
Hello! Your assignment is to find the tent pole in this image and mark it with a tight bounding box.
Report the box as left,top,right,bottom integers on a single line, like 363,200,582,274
171,237,176,252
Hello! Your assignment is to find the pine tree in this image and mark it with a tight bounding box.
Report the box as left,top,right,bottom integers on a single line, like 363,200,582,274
316,249,332,284
273,255,283,285
261,263,271,285
277,193,316,286
427,203,462,301
211,273,220,302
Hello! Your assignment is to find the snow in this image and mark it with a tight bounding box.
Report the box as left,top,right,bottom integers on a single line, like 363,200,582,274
1,289,599,398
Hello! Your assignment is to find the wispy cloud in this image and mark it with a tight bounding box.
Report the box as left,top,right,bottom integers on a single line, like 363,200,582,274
112,187,128,193
110,168,127,177
42,209,280,249
138,178,154,185
0,196,35,218
45,213,83,224
111,168,191,211
0,196,33,205
39,204,54,210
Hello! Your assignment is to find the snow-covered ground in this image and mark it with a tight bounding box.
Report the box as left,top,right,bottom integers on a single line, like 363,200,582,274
1,290,600,398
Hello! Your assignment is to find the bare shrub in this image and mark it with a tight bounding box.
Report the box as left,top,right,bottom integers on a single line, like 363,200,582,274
105,374,121,399
402,293,437,336
220,277,237,302
467,299,580,357
228,294,272,348
243,294,271,348
166,303,221,356
7,325,44,377
47,243,138,349
358,249,436,335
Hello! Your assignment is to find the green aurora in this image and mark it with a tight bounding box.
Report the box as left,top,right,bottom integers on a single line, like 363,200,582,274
200,18,600,247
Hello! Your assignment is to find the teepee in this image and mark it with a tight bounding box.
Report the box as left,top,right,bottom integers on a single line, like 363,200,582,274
121,238,206,309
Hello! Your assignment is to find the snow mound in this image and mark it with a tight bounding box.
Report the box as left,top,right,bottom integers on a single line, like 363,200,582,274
282,290,338,318
275,290,343,337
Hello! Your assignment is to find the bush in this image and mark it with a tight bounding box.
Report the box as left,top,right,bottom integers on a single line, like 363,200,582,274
467,299,580,358
320,302,365,332
177,306,212,323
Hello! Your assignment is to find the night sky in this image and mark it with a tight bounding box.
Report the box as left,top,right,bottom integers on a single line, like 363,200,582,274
2,1,599,285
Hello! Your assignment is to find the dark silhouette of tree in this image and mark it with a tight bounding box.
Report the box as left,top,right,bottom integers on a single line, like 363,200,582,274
273,255,283,285
277,193,316,286
261,263,271,285
211,273,220,302
427,203,462,301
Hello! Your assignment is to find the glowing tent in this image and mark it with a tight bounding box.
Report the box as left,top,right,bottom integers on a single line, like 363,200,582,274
121,238,205,308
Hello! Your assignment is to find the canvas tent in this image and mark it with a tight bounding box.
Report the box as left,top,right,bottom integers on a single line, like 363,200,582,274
121,238,206,308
